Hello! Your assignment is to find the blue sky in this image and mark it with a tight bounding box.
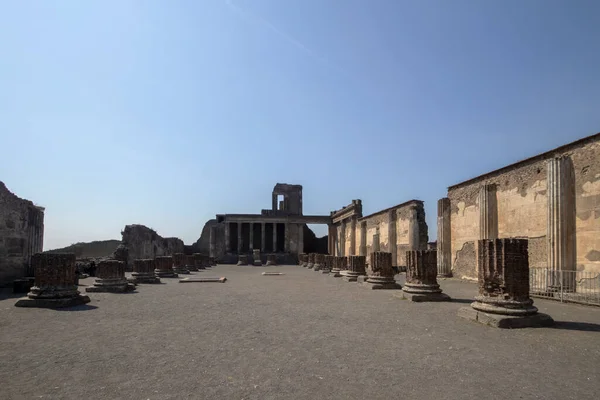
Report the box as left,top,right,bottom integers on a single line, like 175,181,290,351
1,0,599,250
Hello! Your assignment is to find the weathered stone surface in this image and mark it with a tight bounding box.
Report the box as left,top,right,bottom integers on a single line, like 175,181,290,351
86,260,135,293
402,250,451,301
154,256,178,278
209,256,216,266
344,255,366,282
437,197,452,277
15,253,90,308
185,255,198,272
0,181,44,286
298,253,307,267
112,244,129,270
307,253,315,269
121,224,184,267
322,255,334,273
237,254,248,266
313,254,324,271
457,306,554,329
172,253,190,275
193,253,206,270
362,252,400,290
131,259,160,284
253,249,262,266
266,254,277,266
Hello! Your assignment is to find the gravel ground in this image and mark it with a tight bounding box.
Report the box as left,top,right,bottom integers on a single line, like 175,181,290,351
1,265,599,400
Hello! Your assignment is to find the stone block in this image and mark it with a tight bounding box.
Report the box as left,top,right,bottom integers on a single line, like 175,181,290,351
457,306,554,329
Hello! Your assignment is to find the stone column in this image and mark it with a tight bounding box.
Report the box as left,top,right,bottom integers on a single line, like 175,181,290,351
224,223,230,253
237,222,243,254
322,255,334,273
344,255,366,282
458,239,554,328
360,221,367,256
388,210,397,265
86,260,135,292
402,250,450,301
261,222,266,252
273,223,278,252
209,226,217,260
327,225,335,255
350,218,357,256
298,224,304,255
408,204,420,250
437,198,452,277
15,253,91,308
307,253,315,269
313,253,324,271
131,259,161,284
172,253,190,275
340,220,346,257
266,254,277,266
186,254,198,271
193,253,206,270
155,256,178,278
249,222,254,251
361,252,400,290
478,184,498,240
284,223,290,252
547,156,577,291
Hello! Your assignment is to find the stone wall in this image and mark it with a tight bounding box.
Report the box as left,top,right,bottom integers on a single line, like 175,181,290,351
120,224,184,267
448,133,600,279
0,182,44,285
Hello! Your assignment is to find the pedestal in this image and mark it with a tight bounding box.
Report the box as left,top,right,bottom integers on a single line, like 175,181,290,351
307,253,315,269
154,256,178,278
329,256,344,277
344,255,366,282
322,255,334,273
361,252,400,290
266,254,277,266
186,255,199,272
172,253,190,275
86,260,136,293
193,253,206,270
15,253,91,308
130,259,161,284
402,250,451,302
237,254,248,266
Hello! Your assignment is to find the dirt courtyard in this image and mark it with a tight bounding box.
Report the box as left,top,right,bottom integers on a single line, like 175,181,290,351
1,265,599,400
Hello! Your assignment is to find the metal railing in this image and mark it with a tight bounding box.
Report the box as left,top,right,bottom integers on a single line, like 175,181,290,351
530,268,600,307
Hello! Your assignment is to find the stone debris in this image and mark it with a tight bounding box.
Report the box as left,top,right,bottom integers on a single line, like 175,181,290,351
179,277,227,283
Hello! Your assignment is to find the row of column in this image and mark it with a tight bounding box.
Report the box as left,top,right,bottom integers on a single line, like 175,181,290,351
223,222,302,253
436,156,577,277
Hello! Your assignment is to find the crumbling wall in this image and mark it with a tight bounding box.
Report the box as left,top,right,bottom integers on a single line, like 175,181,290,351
120,224,184,266
191,219,218,254
448,134,600,279
0,182,44,285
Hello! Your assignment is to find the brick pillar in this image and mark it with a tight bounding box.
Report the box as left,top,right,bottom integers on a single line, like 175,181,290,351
209,225,217,259
172,253,190,274
155,256,177,278
547,156,577,292
15,253,91,308
261,222,266,252
249,222,254,251
362,252,400,289
403,250,450,301
86,260,134,293
437,198,452,277
340,221,346,256
298,224,304,255
237,254,248,266
344,255,366,282
193,253,206,270
284,223,290,252
408,204,420,250
266,254,277,266
253,249,262,266
131,259,160,284
185,254,198,271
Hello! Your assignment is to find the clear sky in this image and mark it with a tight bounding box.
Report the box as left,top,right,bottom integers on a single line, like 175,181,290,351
1,0,599,250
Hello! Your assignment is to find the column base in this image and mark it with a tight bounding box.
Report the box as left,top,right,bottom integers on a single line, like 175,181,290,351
155,270,179,278
361,276,401,290
313,264,322,271
472,297,538,316
15,294,91,309
86,282,136,293
343,273,366,282
397,291,451,302
458,306,554,329
321,269,331,274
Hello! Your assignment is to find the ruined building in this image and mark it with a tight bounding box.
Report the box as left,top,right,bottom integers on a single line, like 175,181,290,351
329,199,429,267
0,182,44,286
208,184,331,264
437,132,600,280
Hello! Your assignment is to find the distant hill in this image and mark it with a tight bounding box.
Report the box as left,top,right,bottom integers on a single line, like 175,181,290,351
46,240,121,258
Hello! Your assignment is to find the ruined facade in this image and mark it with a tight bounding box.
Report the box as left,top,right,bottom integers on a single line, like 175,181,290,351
209,184,331,264
443,132,600,280
0,182,44,286
120,224,184,267
330,199,428,267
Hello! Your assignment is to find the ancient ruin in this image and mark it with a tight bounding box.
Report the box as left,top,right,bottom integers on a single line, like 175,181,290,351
322,255,334,273
15,253,90,308
344,255,367,282
0,182,44,286
252,249,262,266
313,253,324,271
120,224,184,268
193,253,206,270
458,239,554,328
329,256,342,277
154,256,177,278
172,253,190,275
185,255,198,272
361,252,401,289
209,256,216,266
401,250,451,302
130,259,161,284
86,260,135,293
307,253,315,269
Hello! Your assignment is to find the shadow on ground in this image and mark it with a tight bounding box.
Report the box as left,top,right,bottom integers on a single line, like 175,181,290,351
55,304,98,312
550,321,600,332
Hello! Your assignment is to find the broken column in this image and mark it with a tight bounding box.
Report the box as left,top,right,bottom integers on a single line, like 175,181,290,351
322,255,334,273
339,256,349,277
131,259,161,284
313,254,324,271
344,255,366,282
329,256,343,277
253,249,262,266
437,198,452,277
172,253,190,275
86,260,135,293
15,253,91,308
193,253,206,270
155,256,178,278
186,255,198,272
237,254,248,266
401,250,451,301
307,253,315,269
458,239,554,328
266,254,277,266
361,252,401,289
547,156,577,292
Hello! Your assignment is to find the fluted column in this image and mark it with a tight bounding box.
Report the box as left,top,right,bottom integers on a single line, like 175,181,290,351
547,156,576,291
408,204,420,250
350,218,357,256
479,184,498,240
388,210,397,264
437,198,452,277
